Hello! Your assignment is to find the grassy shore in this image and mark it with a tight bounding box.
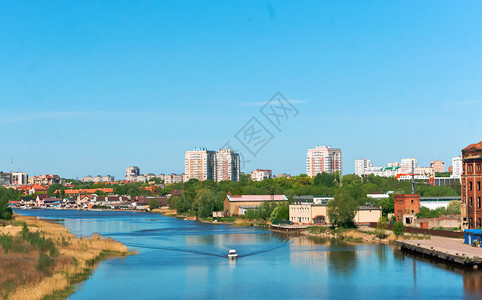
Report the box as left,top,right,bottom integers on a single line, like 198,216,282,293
303,226,431,245
0,215,131,299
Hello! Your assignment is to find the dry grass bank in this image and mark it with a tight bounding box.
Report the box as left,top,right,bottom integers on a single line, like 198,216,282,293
151,208,177,216
0,215,129,299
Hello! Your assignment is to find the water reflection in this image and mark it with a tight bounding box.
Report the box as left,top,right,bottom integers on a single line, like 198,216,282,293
326,241,358,276
464,271,482,295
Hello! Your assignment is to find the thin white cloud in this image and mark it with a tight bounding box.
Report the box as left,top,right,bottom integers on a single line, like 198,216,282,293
239,99,308,107
0,111,178,124
0,111,95,124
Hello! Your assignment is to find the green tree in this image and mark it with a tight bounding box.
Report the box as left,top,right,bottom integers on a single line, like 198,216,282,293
195,189,218,218
446,200,461,215
175,194,193,214
379,194,394,217
392,221,405,237
375,217,388,239
168,195,180,209
95,190,107,197
47,184,64,197
148,199,160,210
314,172,336,187
327,189,357,228
0,187,14,220
270,204,289,222
244,202,277,220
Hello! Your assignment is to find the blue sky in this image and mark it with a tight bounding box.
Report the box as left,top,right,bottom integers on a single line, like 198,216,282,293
1,1,481,179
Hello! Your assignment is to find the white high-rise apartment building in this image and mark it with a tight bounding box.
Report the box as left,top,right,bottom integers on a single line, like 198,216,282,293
11,172,28,185
184,148,215,181
306,145,342,177
251,169,272,181
401,158,417,174
355,159,372,176
125,166,140,180
451,156,463,178
214,149,240,182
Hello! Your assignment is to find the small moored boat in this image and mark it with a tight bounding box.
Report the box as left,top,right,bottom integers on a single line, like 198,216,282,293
228,249,238,260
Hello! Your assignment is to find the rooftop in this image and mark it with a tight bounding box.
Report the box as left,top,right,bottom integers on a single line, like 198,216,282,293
226,194,288,202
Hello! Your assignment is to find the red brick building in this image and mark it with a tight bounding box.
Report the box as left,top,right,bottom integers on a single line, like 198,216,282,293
461,141,482,229
394,194,420,223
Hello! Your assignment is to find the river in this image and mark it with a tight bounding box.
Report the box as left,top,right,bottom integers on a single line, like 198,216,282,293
14,209,482,299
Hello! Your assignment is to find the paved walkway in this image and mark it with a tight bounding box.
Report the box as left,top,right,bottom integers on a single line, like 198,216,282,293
401,236,482,258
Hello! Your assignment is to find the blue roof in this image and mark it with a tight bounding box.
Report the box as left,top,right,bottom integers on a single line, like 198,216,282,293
464,229,482,234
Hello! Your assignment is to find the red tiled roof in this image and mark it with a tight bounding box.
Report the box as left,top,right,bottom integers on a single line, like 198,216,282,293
62,188,113,195
31,184,47,191
463,141,482,152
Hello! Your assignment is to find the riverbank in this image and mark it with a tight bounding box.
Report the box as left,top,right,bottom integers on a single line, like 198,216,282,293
0,214,130,299
302,226,432,245
151,208,275,227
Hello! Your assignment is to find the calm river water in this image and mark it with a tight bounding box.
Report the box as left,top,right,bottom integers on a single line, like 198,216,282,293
14,209,482,299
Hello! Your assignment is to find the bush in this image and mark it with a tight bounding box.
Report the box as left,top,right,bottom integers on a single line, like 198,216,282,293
270,205,289,222
375,217,388,239
2,211,11,220
307,226,327,234
21,226,58,255
148,199,160,211
392,221,405,237
37,253,54,273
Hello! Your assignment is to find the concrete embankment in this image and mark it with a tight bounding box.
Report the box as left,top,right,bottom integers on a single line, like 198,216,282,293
395,236,482,269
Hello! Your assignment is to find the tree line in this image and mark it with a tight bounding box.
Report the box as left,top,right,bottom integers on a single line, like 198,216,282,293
1,172,461,221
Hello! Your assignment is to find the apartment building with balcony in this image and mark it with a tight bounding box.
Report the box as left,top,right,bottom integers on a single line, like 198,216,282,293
184,148,215,181
214,149,240,182
306,145,342,177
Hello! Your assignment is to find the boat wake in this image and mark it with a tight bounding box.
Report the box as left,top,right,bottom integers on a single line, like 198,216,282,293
125,236,290,259
124,243,227,258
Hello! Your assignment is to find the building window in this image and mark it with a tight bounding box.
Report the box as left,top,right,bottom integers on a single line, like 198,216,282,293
478,164,481,173
479,197,481,209
470,197,473,208
478,218,482,229
478,181,481,191
470,217,474,228
470,182,473,191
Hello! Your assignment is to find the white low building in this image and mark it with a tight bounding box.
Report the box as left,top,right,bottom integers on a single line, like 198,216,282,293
251,169,272,181
420,196,461,210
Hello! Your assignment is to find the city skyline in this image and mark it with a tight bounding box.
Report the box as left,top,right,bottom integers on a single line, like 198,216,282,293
0,148,465,181
1,1,481,179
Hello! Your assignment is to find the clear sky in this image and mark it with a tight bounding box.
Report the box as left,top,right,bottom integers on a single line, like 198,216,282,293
1,1,481,179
